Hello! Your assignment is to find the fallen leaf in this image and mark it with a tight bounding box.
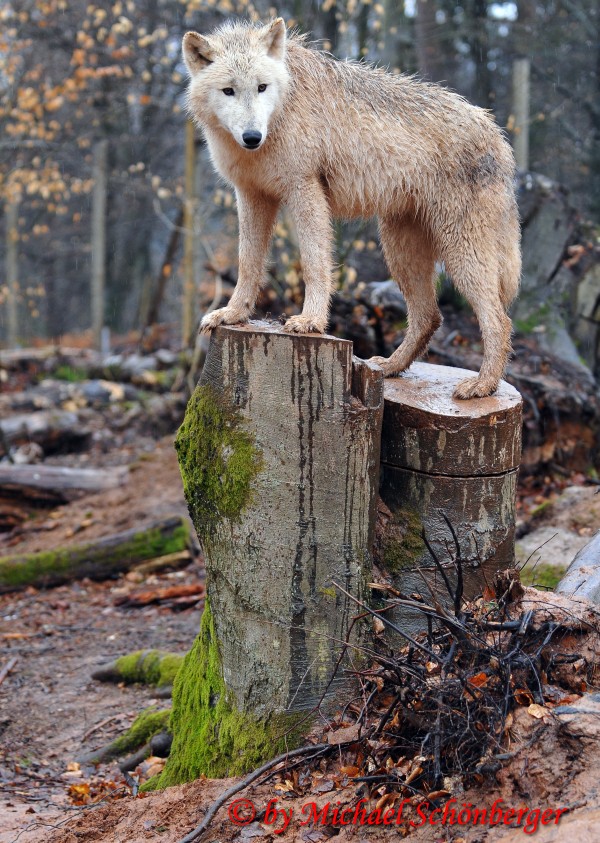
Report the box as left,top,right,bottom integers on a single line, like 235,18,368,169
528,703,551,719
327,723,360,745
514,688,534,706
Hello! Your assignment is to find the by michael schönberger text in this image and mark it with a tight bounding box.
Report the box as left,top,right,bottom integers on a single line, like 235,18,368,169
227,796,569,834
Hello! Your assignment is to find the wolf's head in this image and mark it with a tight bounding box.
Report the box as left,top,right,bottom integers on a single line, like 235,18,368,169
183,19,289,151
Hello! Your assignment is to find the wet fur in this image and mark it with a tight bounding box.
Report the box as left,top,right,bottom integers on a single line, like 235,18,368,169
183,19,521,399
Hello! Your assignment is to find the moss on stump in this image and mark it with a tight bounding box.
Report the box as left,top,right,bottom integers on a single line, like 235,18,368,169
156,602,304,786
174,383,263,547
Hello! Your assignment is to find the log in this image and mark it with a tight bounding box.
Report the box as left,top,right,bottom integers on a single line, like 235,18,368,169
0,515,190,592
377,362,522,634
161,321,384,784
0,464,129,503
0,409,90,456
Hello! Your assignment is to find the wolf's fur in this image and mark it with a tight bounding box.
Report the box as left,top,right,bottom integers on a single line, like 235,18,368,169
183,18,521,398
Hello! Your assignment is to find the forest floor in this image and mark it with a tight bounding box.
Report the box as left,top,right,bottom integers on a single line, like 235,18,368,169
2,439,599,843
1,325,600,843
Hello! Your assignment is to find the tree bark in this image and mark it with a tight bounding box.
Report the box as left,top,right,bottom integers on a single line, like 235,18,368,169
377,362,522,634
180,321,384,714
164,322,383,782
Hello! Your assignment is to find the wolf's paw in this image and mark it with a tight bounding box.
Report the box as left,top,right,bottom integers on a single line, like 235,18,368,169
367,355,406,377
200,306,249,334
283,315,326,334
453,376,498,400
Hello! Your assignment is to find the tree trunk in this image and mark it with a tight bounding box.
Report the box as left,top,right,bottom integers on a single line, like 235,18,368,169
162,322,384,783
376,362,522,635
5,199,19,348
512,57,531,170
91,140,108,350
182,121,197,348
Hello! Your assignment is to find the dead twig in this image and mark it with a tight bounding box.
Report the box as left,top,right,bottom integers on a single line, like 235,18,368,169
0,656,17,686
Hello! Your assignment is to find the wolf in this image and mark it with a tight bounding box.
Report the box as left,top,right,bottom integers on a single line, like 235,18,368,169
182,18,521,399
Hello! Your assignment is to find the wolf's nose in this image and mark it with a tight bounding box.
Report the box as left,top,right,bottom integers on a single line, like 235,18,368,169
242,131,262,149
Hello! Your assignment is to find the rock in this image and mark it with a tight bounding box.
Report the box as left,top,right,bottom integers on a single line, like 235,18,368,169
516,526,589,570
556,530,600,603
555,691,600,739
357,280,407,315
155,348,178,367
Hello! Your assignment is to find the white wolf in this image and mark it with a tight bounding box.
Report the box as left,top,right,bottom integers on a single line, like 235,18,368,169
182,18,520,399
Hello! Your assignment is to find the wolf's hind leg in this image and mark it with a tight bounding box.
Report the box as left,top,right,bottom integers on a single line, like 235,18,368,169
444,248,512,399
200,190,279,333
369,217,441,375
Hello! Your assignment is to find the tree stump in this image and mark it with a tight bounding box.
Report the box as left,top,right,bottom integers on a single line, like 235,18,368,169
377,362,522,634
162,322,383,784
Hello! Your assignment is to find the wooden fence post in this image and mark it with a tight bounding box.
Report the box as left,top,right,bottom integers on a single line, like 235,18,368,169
161,322,384,784
377,362,522,634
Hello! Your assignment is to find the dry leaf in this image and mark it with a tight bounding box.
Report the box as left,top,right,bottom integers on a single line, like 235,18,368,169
514,688,534,706
340,765,360,777
528,703,551,719
327,723,360,745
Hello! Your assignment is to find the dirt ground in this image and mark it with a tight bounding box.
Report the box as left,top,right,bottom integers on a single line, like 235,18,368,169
0,438,203,842
1,415,600,843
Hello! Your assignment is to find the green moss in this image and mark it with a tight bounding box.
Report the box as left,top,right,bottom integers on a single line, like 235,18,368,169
515,303,551,335
114,650,183,687
174,384,263,546
157,601,304,786
520,564,567,590
381,507,426,574
110,708,170,757
0,520,189,592
52,365,88,382
319,586,337,600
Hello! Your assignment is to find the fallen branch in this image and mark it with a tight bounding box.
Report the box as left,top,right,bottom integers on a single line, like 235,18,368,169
0,656,17,686
0,515,190,593
114,582,204,608
132,549,193,575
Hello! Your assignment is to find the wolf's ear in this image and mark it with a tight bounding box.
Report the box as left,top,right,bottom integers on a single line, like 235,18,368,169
261,18,286,60
182,31,215,75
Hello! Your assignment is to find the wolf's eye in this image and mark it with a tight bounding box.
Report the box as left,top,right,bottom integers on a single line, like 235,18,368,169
257,84,267,93
222,87,234,96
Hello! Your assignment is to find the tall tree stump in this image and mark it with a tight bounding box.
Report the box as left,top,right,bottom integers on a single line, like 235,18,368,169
161,322,383,784
377,362,522,634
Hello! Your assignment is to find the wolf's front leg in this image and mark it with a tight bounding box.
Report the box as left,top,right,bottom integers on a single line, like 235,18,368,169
200,190,279,333
283,178,333,334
